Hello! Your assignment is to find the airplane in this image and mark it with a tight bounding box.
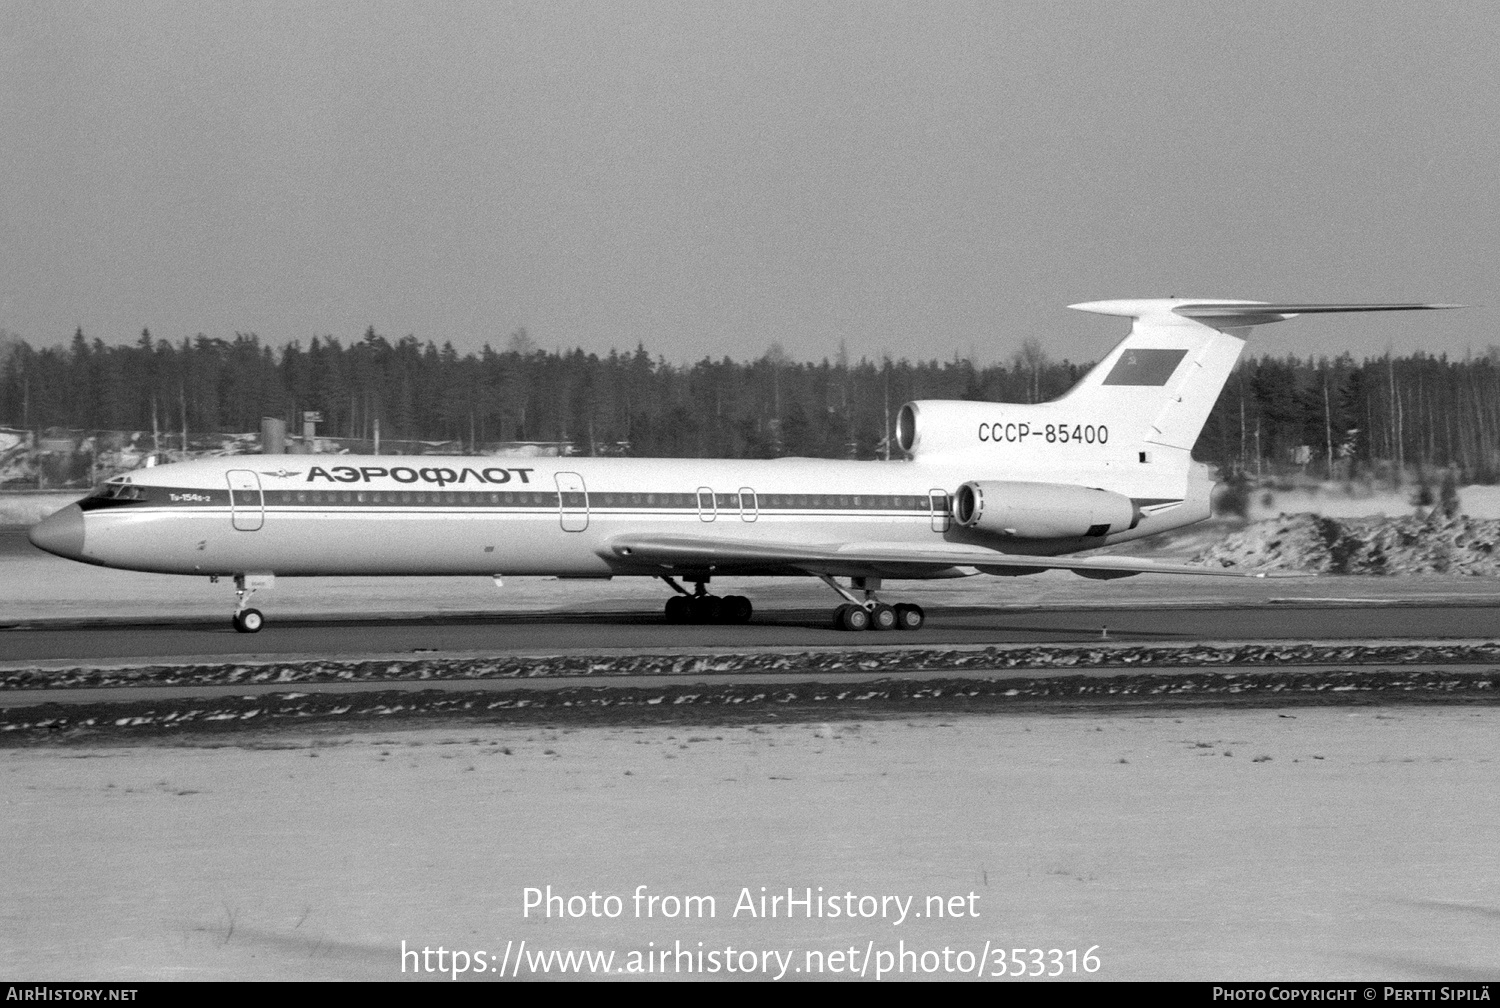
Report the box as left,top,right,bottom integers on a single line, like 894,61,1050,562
27,298,1457,633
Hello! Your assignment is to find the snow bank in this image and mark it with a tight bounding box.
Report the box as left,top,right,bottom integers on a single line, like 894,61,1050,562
1196,512,1500,575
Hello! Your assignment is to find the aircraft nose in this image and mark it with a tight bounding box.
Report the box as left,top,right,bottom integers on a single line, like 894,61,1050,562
28,503,85,559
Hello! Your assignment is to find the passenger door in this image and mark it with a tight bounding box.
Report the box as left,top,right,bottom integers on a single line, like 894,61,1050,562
555,472,588,532
697,486,716,522
928,488,950,533
738,487,757,522
227,470,264,531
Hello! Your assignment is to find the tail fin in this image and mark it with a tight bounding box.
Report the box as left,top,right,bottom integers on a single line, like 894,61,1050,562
1062,299,1459,453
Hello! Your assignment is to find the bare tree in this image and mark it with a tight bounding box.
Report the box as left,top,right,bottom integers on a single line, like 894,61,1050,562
506,327,537,356
1014,338,1050,404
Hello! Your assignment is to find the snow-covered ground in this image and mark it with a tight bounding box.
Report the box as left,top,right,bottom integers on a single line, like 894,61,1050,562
1244,483,1500,521
0,492,84,528
3,707,1497,981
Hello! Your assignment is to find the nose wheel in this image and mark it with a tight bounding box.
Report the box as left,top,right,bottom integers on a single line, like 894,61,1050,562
229,573,274,633
821,576,924,632
232,608,264,633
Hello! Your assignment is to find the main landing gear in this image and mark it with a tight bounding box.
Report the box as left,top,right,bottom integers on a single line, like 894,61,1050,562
820,575,924,632
230,573,275,633
660,577,753,625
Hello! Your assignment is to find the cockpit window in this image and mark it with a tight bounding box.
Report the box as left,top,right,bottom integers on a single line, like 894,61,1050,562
87,482,147,502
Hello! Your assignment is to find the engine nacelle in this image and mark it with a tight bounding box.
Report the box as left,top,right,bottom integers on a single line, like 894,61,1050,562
954,480,1135,540
896,400,1000,458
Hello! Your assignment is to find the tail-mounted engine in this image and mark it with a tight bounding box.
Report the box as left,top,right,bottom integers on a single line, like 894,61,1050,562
896,401,991,458
954,480,1135,540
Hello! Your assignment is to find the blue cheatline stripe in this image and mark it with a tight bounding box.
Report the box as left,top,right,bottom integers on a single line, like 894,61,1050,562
80,486,943,513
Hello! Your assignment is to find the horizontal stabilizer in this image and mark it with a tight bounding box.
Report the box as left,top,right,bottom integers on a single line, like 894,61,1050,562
605,534,1305,579
1175,302,1462,321
1070,299,1463,329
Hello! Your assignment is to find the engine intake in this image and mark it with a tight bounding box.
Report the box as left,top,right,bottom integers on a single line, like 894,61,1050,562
954,481,1134,540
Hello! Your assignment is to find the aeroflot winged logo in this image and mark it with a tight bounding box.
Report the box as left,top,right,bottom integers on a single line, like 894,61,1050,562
305,465,536,487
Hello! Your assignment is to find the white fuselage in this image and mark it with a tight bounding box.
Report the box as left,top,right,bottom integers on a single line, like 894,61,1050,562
61,453,1209,579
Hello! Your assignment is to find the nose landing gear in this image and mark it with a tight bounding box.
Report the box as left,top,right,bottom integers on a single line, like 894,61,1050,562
232,608,264,633
230,573,275,633
821,575,924,632
660,576,753,625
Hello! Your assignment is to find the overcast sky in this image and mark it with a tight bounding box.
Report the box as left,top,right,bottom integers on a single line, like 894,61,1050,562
2,0,1496,365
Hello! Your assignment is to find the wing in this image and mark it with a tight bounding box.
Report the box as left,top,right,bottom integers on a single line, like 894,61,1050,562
603,534,1303,580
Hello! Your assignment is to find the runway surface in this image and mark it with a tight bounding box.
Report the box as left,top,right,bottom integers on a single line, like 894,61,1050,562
7,526,1500,665
4,600,1500,664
